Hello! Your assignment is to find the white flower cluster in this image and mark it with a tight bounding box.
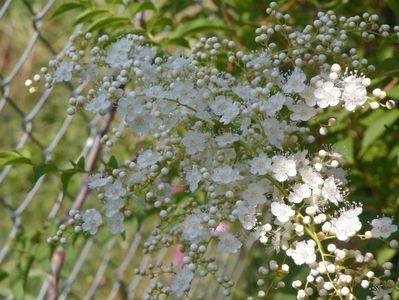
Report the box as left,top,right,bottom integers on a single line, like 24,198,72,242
42,3,399,299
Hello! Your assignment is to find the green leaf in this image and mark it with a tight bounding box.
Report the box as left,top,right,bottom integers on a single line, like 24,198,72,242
147,17,173,34
108,155,119,169
360,110,399,156
62,157,85,194
10,264,24,300
128,1,156,16
161,37,190,48
61,170,78,194
76,156,86,170
22,254,35,289
87,16,131,32
335,136,354,164
50,2,90,19
0,151,32,170
385,0,399,19
376,56,399,76
387,86,399,99
171,18,230,39
377,246,396,264
32,161,57,183
73,8,110,25
0,268,8,282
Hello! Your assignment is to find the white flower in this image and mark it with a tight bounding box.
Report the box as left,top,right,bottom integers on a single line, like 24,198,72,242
321,176,343,206
88,175,112,189
372,286,393,300
330,206,362,241
217,233,242,253
271,155,297,182
326,167,348,185
137,150,161,168
54,61,73,82
342,75,367,111
288,184,311,204
166,56,193,73
105,37,133,68
258,224,271,244
104,180,126,201
290,103,317,121
82,209,102,235
314,81,341,108
117,93,142,122
371,217,398,239
126,110,152,135
241,182,268,207
186,165,202,192
211,165,242,184
85,91,111,114
283,70,307,94
135,45,156,60
249,51,271,67
263,118,285,148
182,131,209,155
170,269,194,298
104,198,125,217
272,231,282,253
215,133,239,147
249,153,272,175
119,94,154,135
300,85,317,107
82,62,99,82
127,169,147,185
182,214,209,243
209,96,239,124
236,202,257,230
170,80,196,107
264,93,286,116
271,202,295,223
107,212,125,234
299,167,324,188
232,85,255,101
290,240,316,265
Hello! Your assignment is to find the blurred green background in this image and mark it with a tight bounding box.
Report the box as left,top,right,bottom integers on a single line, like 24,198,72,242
0,0,398,299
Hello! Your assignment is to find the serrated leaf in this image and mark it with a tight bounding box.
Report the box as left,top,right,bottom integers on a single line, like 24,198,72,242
32,161,57,183
360,110,399,156
87,16,131,32
0,151,32,170
147,17,173,34
73,8,110,25
171,18,230,39
161,37,190,48
50,2,90,19
128,1,156,16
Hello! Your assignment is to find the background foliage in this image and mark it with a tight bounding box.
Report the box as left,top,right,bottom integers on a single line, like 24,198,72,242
0,0,398,299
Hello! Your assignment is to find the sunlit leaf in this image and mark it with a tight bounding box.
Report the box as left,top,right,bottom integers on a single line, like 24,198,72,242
87,16,131,32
